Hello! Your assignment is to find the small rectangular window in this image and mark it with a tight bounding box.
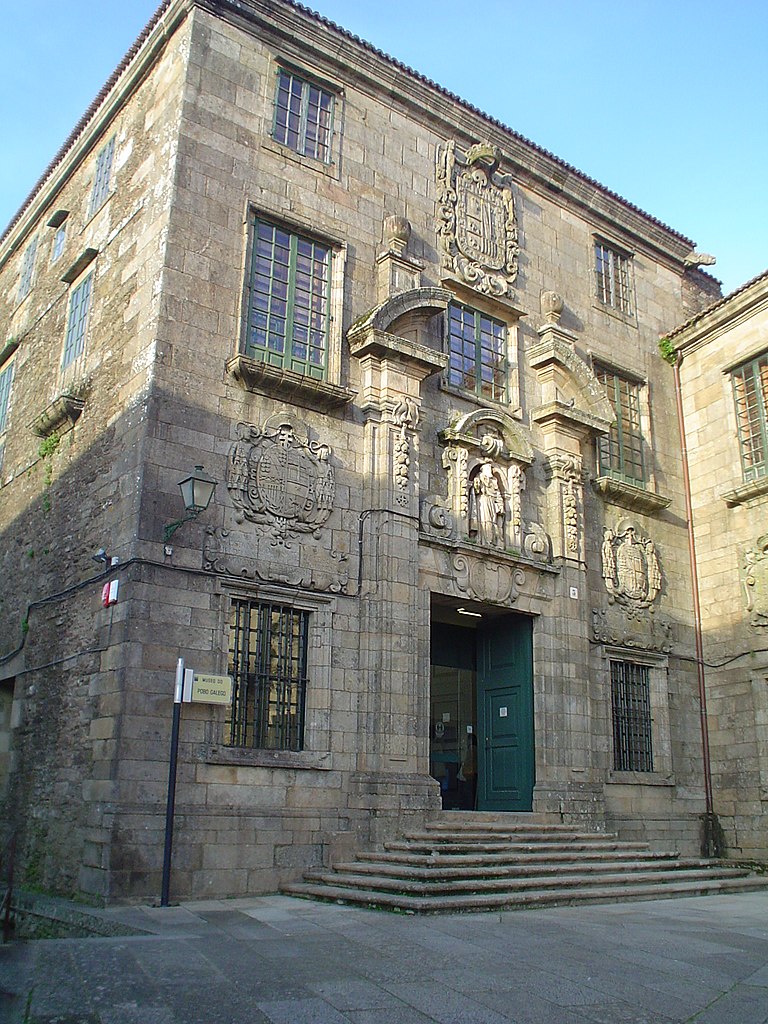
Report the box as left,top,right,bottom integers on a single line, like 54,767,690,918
18,237,38,302
447,302,507,402
611,660,653,772
228,600,309,751
88,137,115,216
0,361,14,435
273,69,334,162
731,352,768,482
596,365,645,485
244,217,331,380
51,225,66,263
595,241,633,315
62,273,93,368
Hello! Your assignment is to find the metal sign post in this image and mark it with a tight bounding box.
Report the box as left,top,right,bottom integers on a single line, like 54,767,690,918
160,657,185,907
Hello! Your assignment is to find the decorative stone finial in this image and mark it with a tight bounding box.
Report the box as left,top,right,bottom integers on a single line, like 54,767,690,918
541,290,564,324
383,215,411,257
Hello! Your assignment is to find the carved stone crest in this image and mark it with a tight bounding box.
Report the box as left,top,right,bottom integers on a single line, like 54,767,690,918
744,535,768,628
227,414,334,544
453,553,525,604
437,140,519,298
601,520,662,615
592,607,672,654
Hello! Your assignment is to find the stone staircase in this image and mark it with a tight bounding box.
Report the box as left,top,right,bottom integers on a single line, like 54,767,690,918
283,814,768,913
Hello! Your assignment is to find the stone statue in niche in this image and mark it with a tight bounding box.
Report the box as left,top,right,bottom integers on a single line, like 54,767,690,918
437,140,518,298
226,413,335,545
468,462,505,548
601,519,662,615
744,535,768,628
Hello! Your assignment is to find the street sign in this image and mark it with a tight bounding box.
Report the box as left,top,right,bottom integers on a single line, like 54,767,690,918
191,674,233,704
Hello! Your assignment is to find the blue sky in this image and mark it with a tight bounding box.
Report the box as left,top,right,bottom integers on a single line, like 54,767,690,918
2,1,766,294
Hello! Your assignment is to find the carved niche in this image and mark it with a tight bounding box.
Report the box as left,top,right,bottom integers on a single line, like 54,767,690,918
437,141,519,298
226,413,335,543
601,519,662,617
744,535,768,628
423,409,550,559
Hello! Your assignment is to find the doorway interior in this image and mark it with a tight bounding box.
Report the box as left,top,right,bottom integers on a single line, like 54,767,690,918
429,598,534,812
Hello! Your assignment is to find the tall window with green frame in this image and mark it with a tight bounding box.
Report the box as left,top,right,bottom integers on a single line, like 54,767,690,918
731,352,768,481
273,69,334,162
447,302,507,402
596,365,645,485
244,218,330,380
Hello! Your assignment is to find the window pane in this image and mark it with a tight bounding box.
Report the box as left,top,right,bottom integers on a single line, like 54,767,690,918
447,303,507,401
62,274,93,368
611,661,653,772
596,365,645,485
272,69,333,162
732,353,768,480
0,362,14,434
595,241,633,315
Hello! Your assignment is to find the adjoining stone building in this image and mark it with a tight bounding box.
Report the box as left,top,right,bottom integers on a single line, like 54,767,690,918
0,0,760,903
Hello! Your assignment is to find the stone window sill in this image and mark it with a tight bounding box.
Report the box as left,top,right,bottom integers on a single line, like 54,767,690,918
226,354,355,412
261,137,340,180
592,301,637,328
607,771,674,786
592,475,671,516
722,475,768,507
29,392,85,437
203,744,333,771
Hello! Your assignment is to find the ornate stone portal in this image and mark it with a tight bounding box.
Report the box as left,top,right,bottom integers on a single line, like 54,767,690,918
437,140,519,298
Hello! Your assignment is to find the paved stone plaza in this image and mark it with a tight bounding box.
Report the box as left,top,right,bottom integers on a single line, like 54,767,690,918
2,892,767,1023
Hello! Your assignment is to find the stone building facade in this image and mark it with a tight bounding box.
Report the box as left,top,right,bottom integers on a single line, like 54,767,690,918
0,0,750,903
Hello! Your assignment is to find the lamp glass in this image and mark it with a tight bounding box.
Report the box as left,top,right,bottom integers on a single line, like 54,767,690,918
179,465,216,513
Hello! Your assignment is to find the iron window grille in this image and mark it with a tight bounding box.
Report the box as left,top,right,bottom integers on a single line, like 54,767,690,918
62,273,93,369
228,600,309,752
595,365,645,485
595,241,633,316
447,302,507,402
273,69,334,163
0,361,14,435
244,217,330,380
17,237,37,302
731,352,768,482
610,660,653,772
88,137,115,217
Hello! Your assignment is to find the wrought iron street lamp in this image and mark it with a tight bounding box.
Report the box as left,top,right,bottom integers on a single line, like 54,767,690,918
163,465,216,543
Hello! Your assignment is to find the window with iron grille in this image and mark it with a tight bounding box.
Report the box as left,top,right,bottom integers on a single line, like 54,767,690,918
88,137,115,217
731,352,768,482
228,601,309,752
18,236,38,302
273,69,334,163
62,273,93,368
611,660,653,772
596,365,645,485
595,241,633,315
447,302,507,402
244,217,330,379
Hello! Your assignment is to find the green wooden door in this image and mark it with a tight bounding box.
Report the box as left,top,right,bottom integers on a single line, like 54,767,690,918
477,616,535,811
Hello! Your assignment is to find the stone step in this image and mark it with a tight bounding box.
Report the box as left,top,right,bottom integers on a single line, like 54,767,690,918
402,828,619,843
300,865,752,898
384,839,653,855
358,848,679,868
283,874,768,914
332,856,710,882
423,819,611,835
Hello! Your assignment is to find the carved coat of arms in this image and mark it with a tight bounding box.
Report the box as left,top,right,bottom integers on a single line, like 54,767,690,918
744,535,768,628
437,141,519,298
601,520,662,615
227,415,334,542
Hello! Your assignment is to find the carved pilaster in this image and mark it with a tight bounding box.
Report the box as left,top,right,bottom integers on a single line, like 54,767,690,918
546,452,584,562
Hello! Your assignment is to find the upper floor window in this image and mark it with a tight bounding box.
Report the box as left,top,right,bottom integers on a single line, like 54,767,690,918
88,137,115,217
447,302,507,402
62,273,93,369
611,660,653,772
244,217,330,380
731,352,768,482
596,365,645,486
228,599,309,752
273,69,334,163
17,236,38,302
51,225,66,263
0,360,14,436
595,240,633,316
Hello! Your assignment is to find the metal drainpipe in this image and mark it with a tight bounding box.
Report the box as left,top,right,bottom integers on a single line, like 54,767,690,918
673,351,716,853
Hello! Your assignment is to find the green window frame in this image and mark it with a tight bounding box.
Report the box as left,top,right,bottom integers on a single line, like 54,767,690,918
731,352,768,481
596,365,645,485
18,236,38,302
0,361,14,435
62,273,93,368
88,137,115,217
447,302,507,402
273,69,334,162
228,600,309,752
595,241,633,315
244,218,330,380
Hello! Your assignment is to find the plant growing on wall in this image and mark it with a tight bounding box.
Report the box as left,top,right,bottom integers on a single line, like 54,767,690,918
38,432,61,511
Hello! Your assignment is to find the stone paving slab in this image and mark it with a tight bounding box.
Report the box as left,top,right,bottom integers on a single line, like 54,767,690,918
0,892,766,1023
